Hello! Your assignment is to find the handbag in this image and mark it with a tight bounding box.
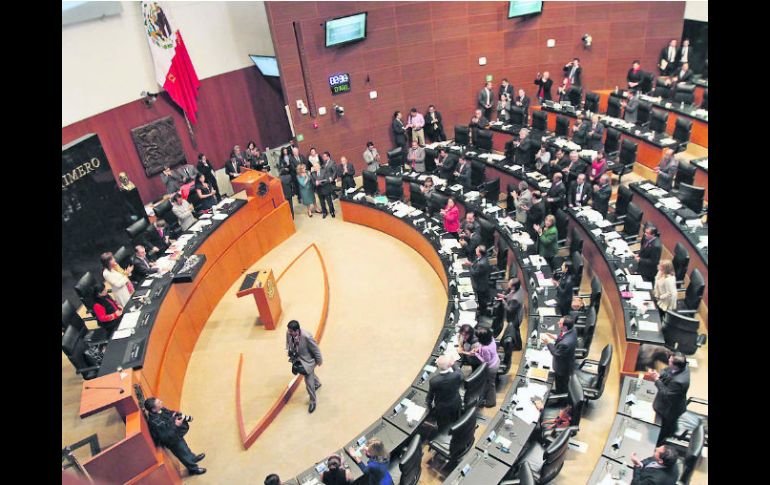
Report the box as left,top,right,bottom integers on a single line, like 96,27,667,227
291,359,308,376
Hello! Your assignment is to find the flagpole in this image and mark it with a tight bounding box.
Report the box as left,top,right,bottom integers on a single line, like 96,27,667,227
184,112,198,150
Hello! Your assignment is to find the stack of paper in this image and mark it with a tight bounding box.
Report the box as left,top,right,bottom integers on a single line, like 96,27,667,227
404,401,427,422
212,213,229,220
458,311,477,326
525,348,553,369
189,219,213,232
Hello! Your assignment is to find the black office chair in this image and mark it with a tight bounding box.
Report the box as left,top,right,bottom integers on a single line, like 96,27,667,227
701,89,708,110
392,434,422,485
606,138,637,185
662,310,707,355
672,243,690,289
74,271,98,315
584,92,600,114
567,86,582,107
577,275,602,315
454,125,471,147
673,397,708,446
674,161,696,188
653,77,673,98
462,363,488,410
428,406,478,473
603,127,621,157
673,118,692,151
673,423,705,485
656,171,673,191
574,307,596,359
475,129,493,152
649,109,668,134
385,176,404,201
500,461,535,485
568,226,583,255
639,71,654,94
554,209,569,251
608,184,633,224
555,115,570,138
363,170,379,195
62,300,110,345
621,202,643,244
388,147,405,173
482,177,500,206
62,324,103,380
113,246,132,271
531,110,548,133
424,148,437,173
408,182,427,211
673,84,696,104
575,344,612,401
153,198,181,236
676,268,704,315
606,96,622,118
515,428,571,485
470,160,486,188
496,335,514,383
126,218,151,245
538,375,585,438
637,100,652,126
429,192,450,216
510,106,526,127
568,250,584,289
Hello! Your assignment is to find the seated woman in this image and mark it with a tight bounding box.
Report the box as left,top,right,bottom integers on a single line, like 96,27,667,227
346,439,394,485
101,251,134,307
320,453,353,485
171,193,197,230
421,176,435,197
91,282,123,335
194,173,217,212
457,324,481,369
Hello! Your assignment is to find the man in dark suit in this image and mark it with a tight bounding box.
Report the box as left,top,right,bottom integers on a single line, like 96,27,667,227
425,104,446,142
145,220,171,255
545,172,566,215
469,109,489,144
652,352,690,445
543,315,577,393
144,397,206,475
623,89,640,123
672,63,692,84
565,150,587,182
477,81,495,120
630,446,679,485
627,60,643,91
498,78,514,100
635,224,662,281
425,354,463,432
526,192,545,242
554,269,576,318
563,58,582,88
467,244,493,312
435,147,458,182
588,174,610,212
586,114,605,151
568,173,591,208
514,88,530,122
512,128,537,169
454,156,472,189
225,157,240,180
392,111,407,154
571,115,589,147
677,39,692,69
132,245,158,284
286,320,323,413
659,39,678,76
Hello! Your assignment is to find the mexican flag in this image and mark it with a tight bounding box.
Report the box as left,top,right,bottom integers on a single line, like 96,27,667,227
142,2,201,124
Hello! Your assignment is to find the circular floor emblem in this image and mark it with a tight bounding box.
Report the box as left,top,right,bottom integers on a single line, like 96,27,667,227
143,2,174,49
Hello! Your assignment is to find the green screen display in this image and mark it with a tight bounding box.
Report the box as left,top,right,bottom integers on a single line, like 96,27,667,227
508,1,543,18
325,12,367,47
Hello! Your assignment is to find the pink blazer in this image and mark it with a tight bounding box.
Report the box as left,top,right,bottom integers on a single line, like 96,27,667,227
444,205,460,233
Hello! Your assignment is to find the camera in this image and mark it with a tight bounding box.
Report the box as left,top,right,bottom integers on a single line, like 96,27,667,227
333,104,345,116
174,412,193,423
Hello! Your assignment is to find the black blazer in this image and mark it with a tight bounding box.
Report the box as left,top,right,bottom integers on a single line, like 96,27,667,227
563,64,582,86
515,138,537,168
534,77,553,100
592,183,612,216
637,237,662,281
514,95,530,118
455,160,472,188
586,122,605,151
132,255,158,282
436,154,458,180
631,458,679,485
499,83,514,100
675,68,692,83
392,118,407,146
197,161,217,187
225,159,240,180
627,68,643,87
653,366,690,420
555,273,576,314
426,366,462,412
568,182,592,207
526,201,545,230
470,256,492,292
546,182,566,210
547,328,577,377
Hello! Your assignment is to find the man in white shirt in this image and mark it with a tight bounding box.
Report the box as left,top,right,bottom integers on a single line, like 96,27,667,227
677,39,691,68
659,39,678,76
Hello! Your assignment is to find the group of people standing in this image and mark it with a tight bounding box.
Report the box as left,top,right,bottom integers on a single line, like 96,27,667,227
392,105,447,153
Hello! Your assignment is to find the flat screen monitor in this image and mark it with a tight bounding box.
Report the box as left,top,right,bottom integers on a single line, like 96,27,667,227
249,55,280,77
325,12,367,47
508,1,543,18
678,183,705,213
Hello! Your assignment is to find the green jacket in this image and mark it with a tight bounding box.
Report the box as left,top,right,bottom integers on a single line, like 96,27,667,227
539,225,558,259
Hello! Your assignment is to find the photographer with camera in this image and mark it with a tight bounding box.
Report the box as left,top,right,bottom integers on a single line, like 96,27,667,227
286,320,323,413
144,397,206,476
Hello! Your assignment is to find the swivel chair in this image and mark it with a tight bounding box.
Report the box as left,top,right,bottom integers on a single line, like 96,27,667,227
428,406,478,473
574,344,612,401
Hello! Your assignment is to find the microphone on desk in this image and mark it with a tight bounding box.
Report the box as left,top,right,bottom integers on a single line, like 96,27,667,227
84,386,125,394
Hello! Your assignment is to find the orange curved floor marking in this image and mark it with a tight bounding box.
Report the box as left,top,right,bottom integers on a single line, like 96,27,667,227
235,243,329,450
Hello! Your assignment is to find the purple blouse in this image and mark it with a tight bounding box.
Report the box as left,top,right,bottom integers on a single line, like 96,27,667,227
476,341,500,370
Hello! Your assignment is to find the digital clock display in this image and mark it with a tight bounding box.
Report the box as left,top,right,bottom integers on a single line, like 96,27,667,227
329,72,351,96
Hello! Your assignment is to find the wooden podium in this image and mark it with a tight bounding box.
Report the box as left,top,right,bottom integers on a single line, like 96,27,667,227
236,269,282,330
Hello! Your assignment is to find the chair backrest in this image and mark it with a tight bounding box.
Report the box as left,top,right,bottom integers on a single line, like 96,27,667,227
589,275,602,313
637,101,652,125
448,406,478,461
619,139,638,167
567,86,582,106
672,243,690,282
126,218,150,243
662,310,701,355
656,171,673,191
424,148,437,173
454,125,470,146
555,115,570,137
580,307,597,352
568,374,586,426
478,217,496,248
589,344,613,399
363,170,378,195
483,177,500,205
623,202,643,237
606,97,622,118
74,271,97,309
62,300,85,334
429,192,449,214
500,335,514,370
639,71,654,93
570,251,583,287
649,109,668,133
555,209,568,240
675,161,696,187
510,106,525,126
61,324,89,371
515,461,536,485
398,434,423,485
569,226,583,255
475,129,493,152
463,363,488,409
673,117,693,143
615,185,633,216
385,176,403,200
388,148,404,171
684,268,705,310
538,428,572,484
470,160,486,187
584,92,600,113
114,246,132,269
408,182,427,210
154,198,178,228
654,77,673,97
531,110,548,132
681,423,705,484
701,89,708,110
490,300,505,338
604,127,620,154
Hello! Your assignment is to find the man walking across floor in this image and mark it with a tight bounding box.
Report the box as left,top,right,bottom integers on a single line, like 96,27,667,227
286,320,323,413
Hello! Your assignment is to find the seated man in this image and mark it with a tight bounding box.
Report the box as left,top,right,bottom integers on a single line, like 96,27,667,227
655,148,678,178
630,446,679,485
145,220,171,256
132,244,159,283
425,354,463,432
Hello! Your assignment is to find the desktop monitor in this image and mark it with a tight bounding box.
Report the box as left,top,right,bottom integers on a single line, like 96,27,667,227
678,183,705,213
325,12,367,47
